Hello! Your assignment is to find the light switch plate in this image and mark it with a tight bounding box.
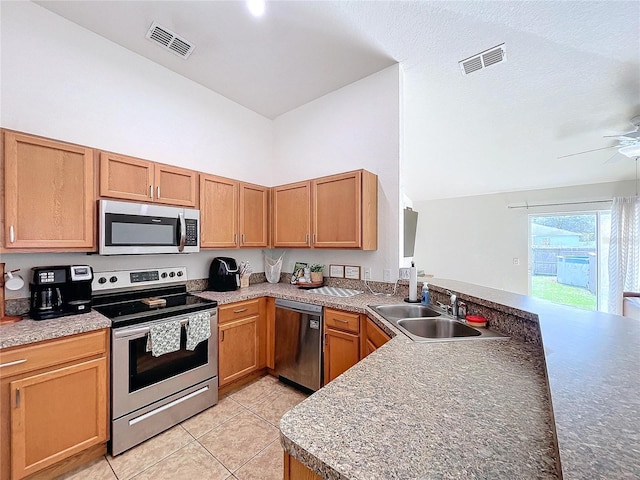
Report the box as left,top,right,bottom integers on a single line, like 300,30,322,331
383,269,391,282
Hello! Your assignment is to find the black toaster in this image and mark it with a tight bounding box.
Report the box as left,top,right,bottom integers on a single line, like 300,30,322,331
208,257,240,292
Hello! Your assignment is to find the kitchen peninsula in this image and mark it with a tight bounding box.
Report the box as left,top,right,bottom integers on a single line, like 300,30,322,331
2,279,638,479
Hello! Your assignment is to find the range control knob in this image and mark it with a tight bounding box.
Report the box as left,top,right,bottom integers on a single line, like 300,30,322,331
109,276,118,283
161,272,168,279
177,271,184,277
98,277,107,284
169,271,176,278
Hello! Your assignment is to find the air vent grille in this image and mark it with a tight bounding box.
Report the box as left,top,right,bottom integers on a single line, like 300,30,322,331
459,43,506,75
145,22,195,59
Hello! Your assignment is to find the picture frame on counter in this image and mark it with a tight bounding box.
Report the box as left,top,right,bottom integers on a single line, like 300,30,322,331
344,265,361,280
329,265,345,278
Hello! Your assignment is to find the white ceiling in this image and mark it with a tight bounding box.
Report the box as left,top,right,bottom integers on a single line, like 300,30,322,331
35,1,640,201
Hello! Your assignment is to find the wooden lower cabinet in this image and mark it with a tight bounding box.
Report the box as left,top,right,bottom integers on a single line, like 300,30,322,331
323,308,360,386
218,298,266,387
0,330,109,480
361,317,391,359
283,451,322,480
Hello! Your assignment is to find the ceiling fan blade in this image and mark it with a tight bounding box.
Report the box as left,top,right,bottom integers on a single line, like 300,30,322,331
557,145,618,159
604,152,623,164
604,131,640,139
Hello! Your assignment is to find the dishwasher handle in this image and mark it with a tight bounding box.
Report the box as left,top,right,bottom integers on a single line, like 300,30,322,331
275,298,323,316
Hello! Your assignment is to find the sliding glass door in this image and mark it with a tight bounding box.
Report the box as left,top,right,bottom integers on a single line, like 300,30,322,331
529,211,611,311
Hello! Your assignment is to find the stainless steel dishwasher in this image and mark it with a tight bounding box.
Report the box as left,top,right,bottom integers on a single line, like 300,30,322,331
274,299,323,392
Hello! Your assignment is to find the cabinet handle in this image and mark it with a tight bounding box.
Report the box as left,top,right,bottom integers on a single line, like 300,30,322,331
157,186,161,199
0,358,26,368
241,234,246,245
334,318,349,323
233,308,248,313
234,233,238,245
15,388,20,408
149,185,153,198
305,234,309,245
9,225,15,244
220,330,224,342
312,233,316,244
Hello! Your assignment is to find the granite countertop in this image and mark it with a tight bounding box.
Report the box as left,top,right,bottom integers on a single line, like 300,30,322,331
0,311,111,350
426,279,640,480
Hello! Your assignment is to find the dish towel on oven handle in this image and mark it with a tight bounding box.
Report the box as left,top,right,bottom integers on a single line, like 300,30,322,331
186,311,211,350
145,320,181,357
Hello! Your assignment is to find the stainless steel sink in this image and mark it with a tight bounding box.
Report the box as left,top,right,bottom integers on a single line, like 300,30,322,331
372,304,441,320
369,303,507,342
397,317,481,338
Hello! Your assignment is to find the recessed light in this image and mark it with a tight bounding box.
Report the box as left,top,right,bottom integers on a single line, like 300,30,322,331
247,0,265,17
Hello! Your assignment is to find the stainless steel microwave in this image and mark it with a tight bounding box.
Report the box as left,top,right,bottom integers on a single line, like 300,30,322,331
99,200,200,255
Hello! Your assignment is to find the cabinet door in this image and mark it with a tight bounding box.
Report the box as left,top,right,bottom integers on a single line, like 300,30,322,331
239,183,269,247
361,317,391,359
200,174,238,248
312,171,361,248
272,182,311,247
4,132,95,249
10,357,107,480
218,316,258,386
154,164,197,207
323,328,359,385
99,152,154,202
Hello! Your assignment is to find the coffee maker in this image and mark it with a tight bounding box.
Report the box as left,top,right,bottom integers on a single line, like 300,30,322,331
30,265,93,320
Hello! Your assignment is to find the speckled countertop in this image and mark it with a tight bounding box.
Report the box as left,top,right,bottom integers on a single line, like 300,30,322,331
426,279,640,480
0,311,111,349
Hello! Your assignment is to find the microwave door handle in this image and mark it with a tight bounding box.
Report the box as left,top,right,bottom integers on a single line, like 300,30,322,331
178,212,186,252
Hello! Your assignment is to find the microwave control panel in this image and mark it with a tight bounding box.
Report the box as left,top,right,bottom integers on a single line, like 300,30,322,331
185,219,198,246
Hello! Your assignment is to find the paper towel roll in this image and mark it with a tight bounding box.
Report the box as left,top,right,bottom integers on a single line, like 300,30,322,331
409,266,418,301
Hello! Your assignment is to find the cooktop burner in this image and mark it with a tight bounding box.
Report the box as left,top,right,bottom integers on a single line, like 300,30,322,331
93,284,216,328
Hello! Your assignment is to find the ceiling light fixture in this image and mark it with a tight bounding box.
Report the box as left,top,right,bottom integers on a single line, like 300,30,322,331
247,0,265,17
619,144,640,158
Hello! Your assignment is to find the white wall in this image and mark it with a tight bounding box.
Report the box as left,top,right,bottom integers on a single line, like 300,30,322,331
0,2,273,184
0,3,402,293
273,65,401,281
413,180,638,294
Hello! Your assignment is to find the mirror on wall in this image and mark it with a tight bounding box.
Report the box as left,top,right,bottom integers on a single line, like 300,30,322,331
403,207,419,257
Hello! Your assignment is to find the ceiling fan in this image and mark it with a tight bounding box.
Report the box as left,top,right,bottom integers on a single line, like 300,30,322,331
558,115,640,160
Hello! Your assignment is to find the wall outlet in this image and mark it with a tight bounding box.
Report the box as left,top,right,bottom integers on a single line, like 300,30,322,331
399,267,410,280
363,267,372,280
383,269,391,282
513,258,520,265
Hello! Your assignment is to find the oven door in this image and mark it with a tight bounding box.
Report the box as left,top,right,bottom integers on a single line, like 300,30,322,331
111,309,217,419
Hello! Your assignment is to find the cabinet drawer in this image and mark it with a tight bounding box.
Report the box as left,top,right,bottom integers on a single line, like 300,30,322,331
0,330,108,379
219,299,260,324
325,308,360,334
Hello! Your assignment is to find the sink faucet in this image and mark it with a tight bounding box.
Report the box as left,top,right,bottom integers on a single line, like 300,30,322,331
446,290,458,318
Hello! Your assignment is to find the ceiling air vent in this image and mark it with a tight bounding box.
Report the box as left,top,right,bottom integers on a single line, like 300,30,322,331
145,22,195,59
459,43,506,75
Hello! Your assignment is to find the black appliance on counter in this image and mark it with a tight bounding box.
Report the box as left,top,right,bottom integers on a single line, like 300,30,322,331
29,265,93,320
208,257,240,292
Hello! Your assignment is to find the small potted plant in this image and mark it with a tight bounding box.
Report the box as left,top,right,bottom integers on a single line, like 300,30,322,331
309,264,324,283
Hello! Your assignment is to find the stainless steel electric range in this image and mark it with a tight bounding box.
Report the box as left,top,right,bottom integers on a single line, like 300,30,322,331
92,267,218,456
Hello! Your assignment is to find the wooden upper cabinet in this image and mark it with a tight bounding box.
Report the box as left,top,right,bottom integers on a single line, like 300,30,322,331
154,164,197,207
100,152,197,207
99,152,154,202
272,181,311,248
200,174,239,248
239,182,269,247
200,176,269,249
3,132,95,250
312,170,377,250
272,170,377,250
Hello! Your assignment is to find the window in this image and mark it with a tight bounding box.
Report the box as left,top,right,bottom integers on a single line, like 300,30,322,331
529,212,610,311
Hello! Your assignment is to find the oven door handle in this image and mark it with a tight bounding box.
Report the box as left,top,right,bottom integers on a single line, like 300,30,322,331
114,317,190,339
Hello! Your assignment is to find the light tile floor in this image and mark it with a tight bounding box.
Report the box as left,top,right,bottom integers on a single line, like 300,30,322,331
56,375,308,480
